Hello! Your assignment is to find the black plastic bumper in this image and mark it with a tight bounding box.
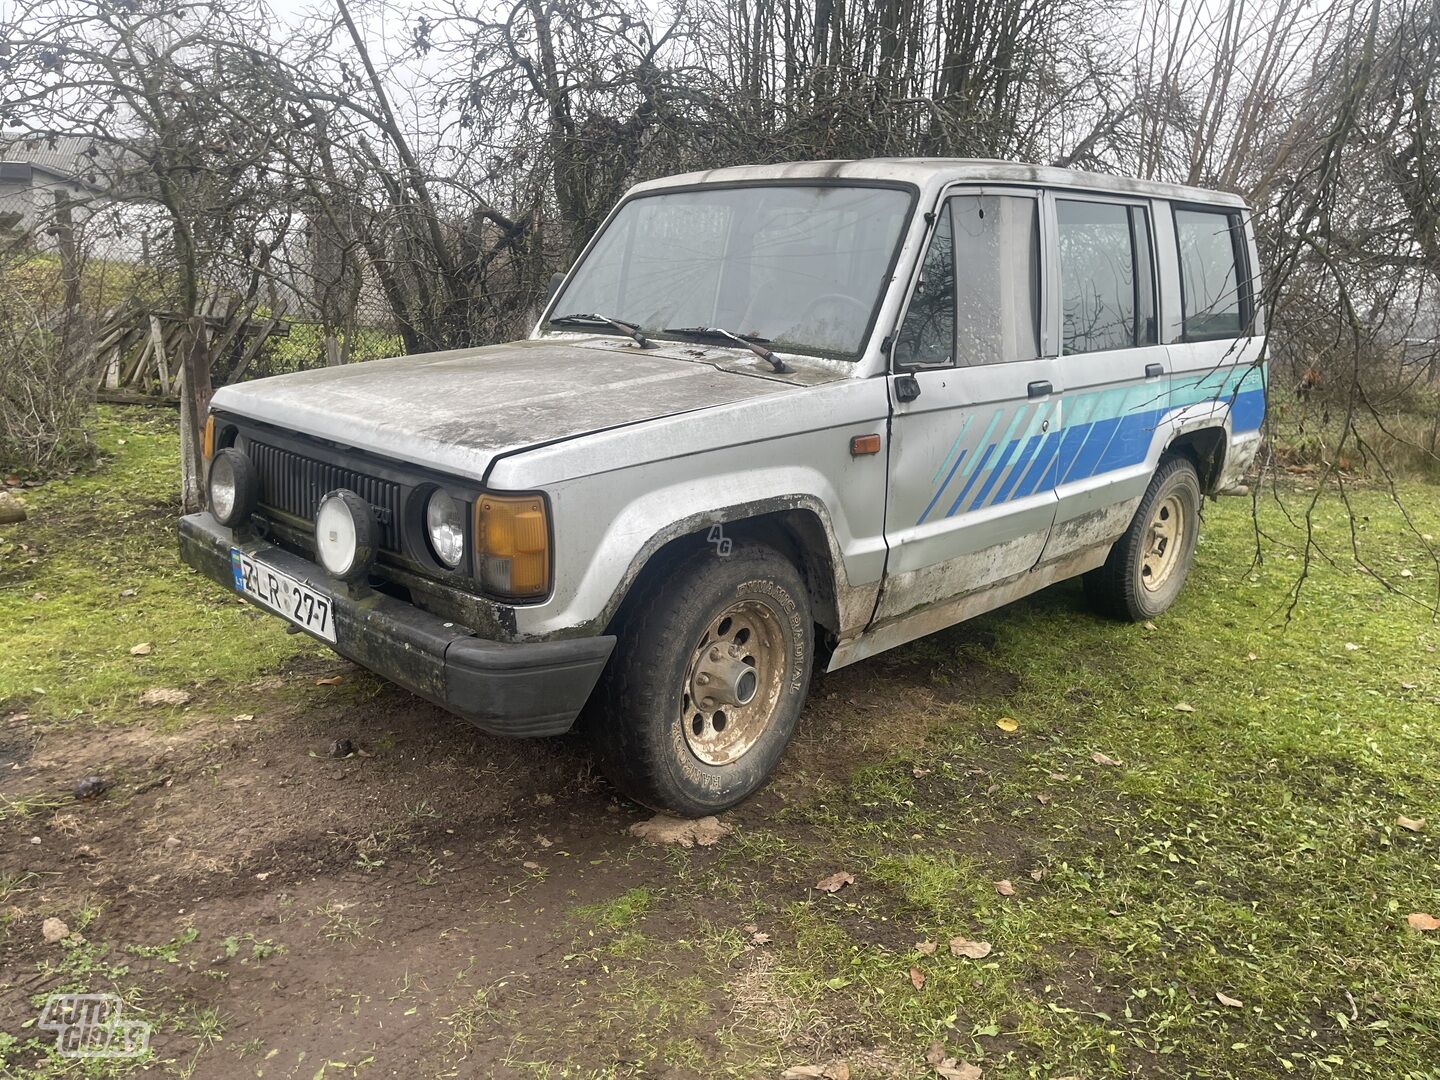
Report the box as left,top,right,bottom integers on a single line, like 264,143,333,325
178,513,614,737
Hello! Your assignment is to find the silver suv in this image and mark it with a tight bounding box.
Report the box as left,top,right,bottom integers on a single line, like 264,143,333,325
181,159,1266,815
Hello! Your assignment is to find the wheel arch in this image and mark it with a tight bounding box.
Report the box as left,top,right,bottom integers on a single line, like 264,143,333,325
602,498,844,638
1164,425,1228,493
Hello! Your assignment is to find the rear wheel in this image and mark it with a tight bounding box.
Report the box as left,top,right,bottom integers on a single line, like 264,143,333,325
586,541,813,816
1084,455,1202,621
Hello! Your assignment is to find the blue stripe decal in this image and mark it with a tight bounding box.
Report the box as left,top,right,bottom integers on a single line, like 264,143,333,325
918,448,968,525
1063,416,1122,484
1231,387,1265,432
989,432,1044,506
969,434,1024,511
1012,428,1063,499
911,361,1268,520
1095,408,1165,475
930,416,973,486
946,444,994,517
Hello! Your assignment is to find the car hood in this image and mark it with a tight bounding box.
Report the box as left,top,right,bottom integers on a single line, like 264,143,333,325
211,336,821,482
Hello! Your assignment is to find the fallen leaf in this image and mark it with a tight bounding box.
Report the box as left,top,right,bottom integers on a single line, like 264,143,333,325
995,879,1015,896
1246,652,1258,662
1035,792,1051,805
1397,816,1426,833
129,642,152,656
522,860,540,870
232,713,255,723
1407,913,1440,932
1030,867,1046,881
1174,702,1195,713
1344,642,1360,651
935,1060,982,1080
629,814,731,848
315,676,343,686
138,688,191,708
750,930,771,946
1399,568,1414,579
1401,682,1418,691
1091,751,1122,767
924,1040,947,1066
782,1063,849,1080
814,871,856,893
1142,620,1158,631
912,766,932,777
995,717,1018,732
915,941,937,956
909,966,926,990
949,936,992,960
1216,991,1243,1008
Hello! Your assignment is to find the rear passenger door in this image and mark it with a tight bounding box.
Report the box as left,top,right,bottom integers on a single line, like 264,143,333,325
1038,193,1171,565
877,186,1060,625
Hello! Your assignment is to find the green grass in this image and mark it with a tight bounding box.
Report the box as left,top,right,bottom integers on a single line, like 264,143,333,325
536,481,1440,1078
0,406,328,722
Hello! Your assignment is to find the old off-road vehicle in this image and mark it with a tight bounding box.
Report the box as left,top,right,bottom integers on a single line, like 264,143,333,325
181,159,1266,815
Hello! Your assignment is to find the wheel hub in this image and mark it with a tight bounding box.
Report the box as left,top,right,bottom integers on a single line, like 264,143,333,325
1140,493,1187,593
681,600,786,766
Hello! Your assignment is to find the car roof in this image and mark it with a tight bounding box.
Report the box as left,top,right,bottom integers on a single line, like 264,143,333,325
627,158,1249,209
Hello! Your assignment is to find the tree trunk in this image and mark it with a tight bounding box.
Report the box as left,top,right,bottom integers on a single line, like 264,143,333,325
179,316,214,514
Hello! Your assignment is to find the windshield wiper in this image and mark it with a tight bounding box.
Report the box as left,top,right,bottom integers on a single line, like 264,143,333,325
550,312,654,349
662,326,791,373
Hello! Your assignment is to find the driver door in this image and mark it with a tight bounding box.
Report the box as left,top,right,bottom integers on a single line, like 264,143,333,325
875,186,1061,627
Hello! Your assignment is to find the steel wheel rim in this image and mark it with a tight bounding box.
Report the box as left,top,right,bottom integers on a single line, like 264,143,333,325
1140,493,1187,593
681,599,787,766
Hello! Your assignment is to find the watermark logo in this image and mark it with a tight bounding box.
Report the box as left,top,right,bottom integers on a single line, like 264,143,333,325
38,994,151,1059
706,524,732,557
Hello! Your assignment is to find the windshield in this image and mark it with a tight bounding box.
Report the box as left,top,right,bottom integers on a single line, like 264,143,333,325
549,184,914,359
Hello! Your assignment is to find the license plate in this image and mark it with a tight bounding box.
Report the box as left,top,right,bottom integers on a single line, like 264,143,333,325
230,548,337,643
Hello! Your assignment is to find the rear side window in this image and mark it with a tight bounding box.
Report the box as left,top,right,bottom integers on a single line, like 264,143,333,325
1057,199,1157,354
1174,207,1247,340
894,192,1040,368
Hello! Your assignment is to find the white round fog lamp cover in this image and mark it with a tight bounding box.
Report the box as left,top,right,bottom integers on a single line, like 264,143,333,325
315,490,376,581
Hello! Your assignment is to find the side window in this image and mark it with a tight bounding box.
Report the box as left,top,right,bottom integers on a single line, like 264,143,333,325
893,203,955,368
1175,207,1246,340
1057,199,1157,354
949,193,1040,366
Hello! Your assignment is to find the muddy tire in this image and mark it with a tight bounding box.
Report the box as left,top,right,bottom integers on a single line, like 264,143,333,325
586,541,814,816
1084,455,1202,622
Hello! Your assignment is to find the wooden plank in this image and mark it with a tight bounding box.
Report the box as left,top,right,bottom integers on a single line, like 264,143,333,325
228,299,289,384
149,315,171,394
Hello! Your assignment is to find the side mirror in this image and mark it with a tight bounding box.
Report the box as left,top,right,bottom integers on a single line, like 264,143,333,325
545,271,565,305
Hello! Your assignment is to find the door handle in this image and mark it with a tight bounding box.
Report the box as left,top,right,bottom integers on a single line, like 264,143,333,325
1027,380,1052,399
1145,363,1165,379
894,374,921,403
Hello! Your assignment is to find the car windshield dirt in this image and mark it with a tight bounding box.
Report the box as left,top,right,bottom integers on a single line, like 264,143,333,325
549,184,913,359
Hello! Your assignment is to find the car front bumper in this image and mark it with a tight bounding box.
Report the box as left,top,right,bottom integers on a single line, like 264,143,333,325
178,513,614,737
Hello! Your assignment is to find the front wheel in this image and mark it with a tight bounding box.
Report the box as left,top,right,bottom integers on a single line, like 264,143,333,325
586,541,814,816
1084,455,1202,621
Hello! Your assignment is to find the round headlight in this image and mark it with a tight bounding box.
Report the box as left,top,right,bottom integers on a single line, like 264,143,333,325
425,490,466,569
208,448,256,527
315,489,377,581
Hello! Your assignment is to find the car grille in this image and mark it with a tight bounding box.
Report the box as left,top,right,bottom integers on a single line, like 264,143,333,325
246,440,403,552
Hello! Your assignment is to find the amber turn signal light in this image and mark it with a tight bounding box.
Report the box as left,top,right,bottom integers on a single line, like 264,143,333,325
475,494,550,600
850,433,882,457
202,414,216,463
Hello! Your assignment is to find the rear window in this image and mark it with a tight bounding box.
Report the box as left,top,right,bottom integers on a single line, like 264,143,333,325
1174,207,1248,340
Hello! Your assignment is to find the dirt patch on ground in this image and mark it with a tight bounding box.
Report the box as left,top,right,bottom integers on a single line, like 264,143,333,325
0,643,1018,1078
